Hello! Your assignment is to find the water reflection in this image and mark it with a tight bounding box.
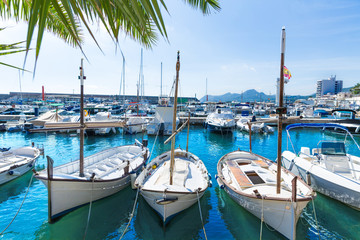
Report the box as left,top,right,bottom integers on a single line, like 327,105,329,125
301,193,360,239
35,187,137,240
0,171,37,204
216,187,284,239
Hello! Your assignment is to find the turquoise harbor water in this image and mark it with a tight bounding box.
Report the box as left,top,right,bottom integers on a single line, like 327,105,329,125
0,127,359,239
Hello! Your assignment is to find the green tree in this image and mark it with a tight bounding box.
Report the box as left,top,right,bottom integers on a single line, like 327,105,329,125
350,83,360,95
0,0,220,67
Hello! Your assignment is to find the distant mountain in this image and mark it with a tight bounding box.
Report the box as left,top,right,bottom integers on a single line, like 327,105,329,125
343,87,351,92
200,89,312,102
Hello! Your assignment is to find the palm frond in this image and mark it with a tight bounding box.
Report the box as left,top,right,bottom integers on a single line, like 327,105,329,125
0,0,221,68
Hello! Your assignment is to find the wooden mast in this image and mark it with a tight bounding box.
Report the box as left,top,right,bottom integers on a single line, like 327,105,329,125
79,59,86,177
276,27,286,193
170,51,180,185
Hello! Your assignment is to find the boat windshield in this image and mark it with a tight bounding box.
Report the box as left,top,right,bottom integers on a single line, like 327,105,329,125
320,142,346,156
216,113,233,119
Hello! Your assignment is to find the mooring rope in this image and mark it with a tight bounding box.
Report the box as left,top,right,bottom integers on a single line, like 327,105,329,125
0,173,34,235
196,190,208,240
119,187,140,240
311,196,320,240
263,199,289,232
83,175,95,240
259,197,264,240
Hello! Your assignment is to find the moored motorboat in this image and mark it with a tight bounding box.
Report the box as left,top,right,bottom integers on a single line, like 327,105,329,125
282,123,360,210
0,146,40,185
205,108,235,133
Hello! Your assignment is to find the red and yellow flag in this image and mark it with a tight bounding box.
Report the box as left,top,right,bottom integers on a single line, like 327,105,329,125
284,66,292,79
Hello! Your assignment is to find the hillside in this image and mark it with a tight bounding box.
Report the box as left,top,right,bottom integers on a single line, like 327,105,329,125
200,89,313,102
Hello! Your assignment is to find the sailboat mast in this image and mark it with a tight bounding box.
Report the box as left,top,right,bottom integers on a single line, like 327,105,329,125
276,27,286,194
206,78,208,102
123,55,126,104
160,62,163,97
18,70,22,102
79,58,86,177
139,48,144,101
170,51,180,185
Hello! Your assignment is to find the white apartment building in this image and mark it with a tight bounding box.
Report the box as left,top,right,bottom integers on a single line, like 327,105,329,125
316,75,343,98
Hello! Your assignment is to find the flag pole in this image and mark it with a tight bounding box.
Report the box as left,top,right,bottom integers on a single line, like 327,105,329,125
276,27,286,194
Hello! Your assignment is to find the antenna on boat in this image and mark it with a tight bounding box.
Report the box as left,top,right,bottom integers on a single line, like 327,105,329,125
170,51,180,185
79,58,86,177
276,27,286,194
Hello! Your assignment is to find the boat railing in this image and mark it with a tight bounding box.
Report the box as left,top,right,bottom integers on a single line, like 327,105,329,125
297,151,318,162
321,154,359,179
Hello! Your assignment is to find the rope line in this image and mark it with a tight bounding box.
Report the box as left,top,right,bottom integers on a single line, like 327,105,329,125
0,173,34,235
119,188,139,240
196,190,207,240
259,197,264,240
311,196,320,240
83,175,95,240
263,199,290,232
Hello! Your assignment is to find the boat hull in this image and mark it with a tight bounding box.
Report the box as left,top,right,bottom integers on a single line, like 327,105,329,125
0,159,36,185
140,189,205,223
218,178,308,240
282,152,360,209
206,123,234,132
38,169,140,221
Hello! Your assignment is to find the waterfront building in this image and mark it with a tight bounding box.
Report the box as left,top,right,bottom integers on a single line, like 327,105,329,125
316,75,343,98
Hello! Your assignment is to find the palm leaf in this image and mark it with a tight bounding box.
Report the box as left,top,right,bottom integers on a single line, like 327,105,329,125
0,0,221,69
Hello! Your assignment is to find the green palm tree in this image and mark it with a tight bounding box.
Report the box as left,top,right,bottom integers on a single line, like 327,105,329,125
0,0,220,67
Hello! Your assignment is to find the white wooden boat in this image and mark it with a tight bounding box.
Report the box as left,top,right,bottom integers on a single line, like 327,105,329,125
216,150,314,239
35,141,148,221
216,28,315,240
135,148,210,223
282,123,360,210
0,147,40,185
135,52,210,224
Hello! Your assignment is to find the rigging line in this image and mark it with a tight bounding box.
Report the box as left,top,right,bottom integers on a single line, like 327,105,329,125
119,188,140,240
0,173,35,235
83,174,95,240
148,125,160,163
196,190,208,240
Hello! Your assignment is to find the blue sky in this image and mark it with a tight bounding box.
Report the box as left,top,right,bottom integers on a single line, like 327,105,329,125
1,0,360,98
